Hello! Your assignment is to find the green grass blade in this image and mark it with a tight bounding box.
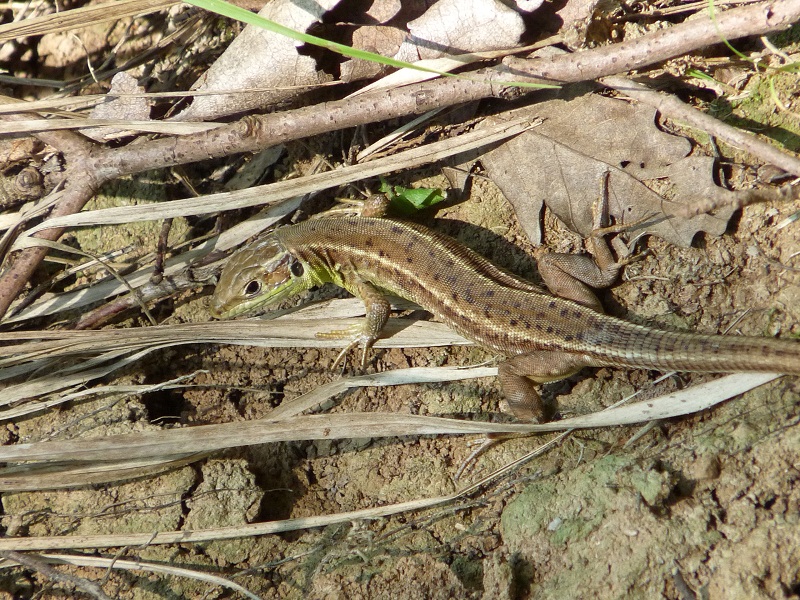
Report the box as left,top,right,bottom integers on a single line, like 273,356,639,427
185,0,443,72
183,0,558,89
707,0,749,61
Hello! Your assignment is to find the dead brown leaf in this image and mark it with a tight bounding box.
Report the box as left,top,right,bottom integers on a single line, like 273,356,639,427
81,72,150,141
395,0,526,62
365,0,403,23
173,0,341,121
340,25,406,83
481,94,736,246
342,0,529,84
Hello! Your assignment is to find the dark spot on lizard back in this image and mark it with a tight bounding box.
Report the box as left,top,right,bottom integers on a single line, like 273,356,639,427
365,238,374,247
406,256,413,263
510,319,518,326
379,250,387,257
485,290,495,297
573,310,583,319
546,326,554,334
391,226,403,234
560,308,570,318
548,301,556,309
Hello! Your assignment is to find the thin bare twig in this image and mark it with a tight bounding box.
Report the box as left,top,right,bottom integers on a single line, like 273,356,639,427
0,550,113,600
601,75,800,178
0,0,178,43
503,0,800,83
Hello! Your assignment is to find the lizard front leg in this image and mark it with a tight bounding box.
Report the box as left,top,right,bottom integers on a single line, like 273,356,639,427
316,278,391,370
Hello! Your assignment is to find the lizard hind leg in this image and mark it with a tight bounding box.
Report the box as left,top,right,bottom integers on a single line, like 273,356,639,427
498,352,590,422
536,188,636,312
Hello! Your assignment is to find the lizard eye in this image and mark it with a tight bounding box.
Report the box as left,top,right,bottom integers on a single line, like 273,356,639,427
290,260,304,277
243,280,261,296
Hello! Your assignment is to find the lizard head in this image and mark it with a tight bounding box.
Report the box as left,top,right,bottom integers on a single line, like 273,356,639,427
210,236,314,319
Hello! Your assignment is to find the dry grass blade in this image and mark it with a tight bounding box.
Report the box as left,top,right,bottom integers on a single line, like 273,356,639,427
0,119,220,136
0,316,469,372
0,0,179,42
0,433,578,553
0,365,494,489
0,315,470,420
0,553,262,600
0,454,206,491
0,491,484,551
0,372,780,467
0,370,203,419
0,413,526,470
0,368,777,553
23,117,534,233
265,364,497,420
0,86,343,116
0,347,165,413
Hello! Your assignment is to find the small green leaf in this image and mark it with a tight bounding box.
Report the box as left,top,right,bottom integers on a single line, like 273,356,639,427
379,180,446,215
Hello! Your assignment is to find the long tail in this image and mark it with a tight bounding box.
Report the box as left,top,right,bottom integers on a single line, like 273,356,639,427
590,318,800,375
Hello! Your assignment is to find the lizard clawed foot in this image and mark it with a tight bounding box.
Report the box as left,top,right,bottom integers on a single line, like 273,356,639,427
454,434,531,481
318,324,377,372
455,436,498,481
315,193,391,220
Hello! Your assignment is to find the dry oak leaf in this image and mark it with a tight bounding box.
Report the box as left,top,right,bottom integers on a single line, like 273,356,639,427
395,0,528,63
481,94,736,247
173,0,341,122
81,71,150,142
342,0,532,83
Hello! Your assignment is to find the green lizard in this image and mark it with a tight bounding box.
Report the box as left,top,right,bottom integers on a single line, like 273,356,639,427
211,206,800,422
